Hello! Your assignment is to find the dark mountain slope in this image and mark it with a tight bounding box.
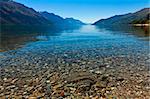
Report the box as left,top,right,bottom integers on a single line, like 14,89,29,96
0,0,51,25
93,8,150,26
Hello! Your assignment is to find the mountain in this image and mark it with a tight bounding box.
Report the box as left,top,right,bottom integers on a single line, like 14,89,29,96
40,11,85,27
0,0,52,25
0,0,85,26
64,18,85,26
40,11,64,26
93,8,150,26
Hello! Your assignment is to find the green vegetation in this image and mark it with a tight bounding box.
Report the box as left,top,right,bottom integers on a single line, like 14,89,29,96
131,20,150,24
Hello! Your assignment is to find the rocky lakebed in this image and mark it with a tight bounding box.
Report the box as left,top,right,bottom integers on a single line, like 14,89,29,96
0,45,149,99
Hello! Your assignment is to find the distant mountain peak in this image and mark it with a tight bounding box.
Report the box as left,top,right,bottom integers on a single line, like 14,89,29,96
40,11,85,27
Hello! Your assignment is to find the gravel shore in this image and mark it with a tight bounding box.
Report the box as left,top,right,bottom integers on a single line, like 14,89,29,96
0,44,149,99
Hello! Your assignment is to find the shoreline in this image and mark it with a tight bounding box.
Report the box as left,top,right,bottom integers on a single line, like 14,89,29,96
132,24,150,27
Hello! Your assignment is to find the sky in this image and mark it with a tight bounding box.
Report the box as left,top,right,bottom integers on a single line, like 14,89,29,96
15,0,149,23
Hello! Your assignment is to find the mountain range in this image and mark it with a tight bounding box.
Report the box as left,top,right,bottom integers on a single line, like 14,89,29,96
40,11,85,27
0,0,85,26
93,8,150,26
0,0,149,27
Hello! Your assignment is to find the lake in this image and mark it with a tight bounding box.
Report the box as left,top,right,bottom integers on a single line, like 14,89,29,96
0,25,149,53
0,25,149,98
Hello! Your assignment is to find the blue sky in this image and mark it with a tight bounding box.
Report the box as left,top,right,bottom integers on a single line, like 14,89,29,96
15,0,149,23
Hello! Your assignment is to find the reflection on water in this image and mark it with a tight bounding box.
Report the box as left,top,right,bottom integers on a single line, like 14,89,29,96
0,25,80,51
0,25,149,52
95,25,149,39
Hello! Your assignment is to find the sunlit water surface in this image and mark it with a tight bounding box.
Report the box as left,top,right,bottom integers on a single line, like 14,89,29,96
0,25,149,58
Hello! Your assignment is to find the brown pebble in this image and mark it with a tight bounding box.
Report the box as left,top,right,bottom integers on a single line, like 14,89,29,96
60,90,65,97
